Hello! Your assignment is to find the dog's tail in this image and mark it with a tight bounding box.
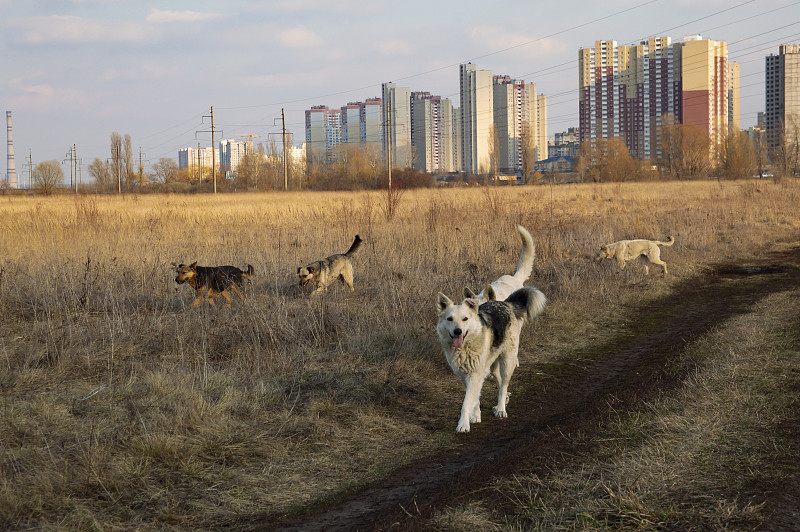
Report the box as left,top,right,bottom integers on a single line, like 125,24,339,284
344,235,363,257
243,265,254,278
512,225,535,284
505,287,547,323
657,236,675,247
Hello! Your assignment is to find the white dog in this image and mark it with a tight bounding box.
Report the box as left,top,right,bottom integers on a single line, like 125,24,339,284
595,236,675,276
436,287,546,433
471,225,535,304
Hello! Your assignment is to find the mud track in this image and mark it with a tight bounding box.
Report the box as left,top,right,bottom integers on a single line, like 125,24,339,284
249,246,800,531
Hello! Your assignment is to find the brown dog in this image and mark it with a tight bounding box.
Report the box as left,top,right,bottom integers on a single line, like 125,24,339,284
297,235,362,295
174,262,254,306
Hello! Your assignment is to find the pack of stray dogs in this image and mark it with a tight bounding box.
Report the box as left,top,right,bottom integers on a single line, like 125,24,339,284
174,227,674,433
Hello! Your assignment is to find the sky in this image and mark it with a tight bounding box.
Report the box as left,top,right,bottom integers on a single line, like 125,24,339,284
2,0,799,180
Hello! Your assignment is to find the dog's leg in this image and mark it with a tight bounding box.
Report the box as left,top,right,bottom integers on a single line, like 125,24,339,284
192,297,203,307
457,375,484,433
341,265,355,292
221,290,233,306
230,284,246,303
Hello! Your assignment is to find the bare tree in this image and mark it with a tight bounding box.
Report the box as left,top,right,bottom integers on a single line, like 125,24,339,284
34,160,64,195
658,116,710,179
88,158,113,191
774,115,800,177
151,158,178,184
716,127,755,179
520,123,537,184
576,137,637,182
110,132,123,191
487,124,500,182
123,134,136,187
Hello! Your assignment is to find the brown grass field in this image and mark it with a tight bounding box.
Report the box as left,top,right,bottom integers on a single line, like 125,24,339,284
1,179,799,530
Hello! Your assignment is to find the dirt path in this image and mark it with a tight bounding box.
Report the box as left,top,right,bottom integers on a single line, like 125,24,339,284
246,246,800,531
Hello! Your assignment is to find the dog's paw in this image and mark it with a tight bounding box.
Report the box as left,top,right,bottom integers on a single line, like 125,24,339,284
456,420,471,433
493,406,508,418
470,412,481,424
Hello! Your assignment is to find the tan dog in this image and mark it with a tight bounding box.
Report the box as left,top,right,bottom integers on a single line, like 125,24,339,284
174,262,253,306
595,236,675,275
298,235,363,295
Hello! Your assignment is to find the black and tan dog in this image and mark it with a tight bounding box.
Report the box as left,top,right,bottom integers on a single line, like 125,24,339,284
298,235,362,295
174,262,254,306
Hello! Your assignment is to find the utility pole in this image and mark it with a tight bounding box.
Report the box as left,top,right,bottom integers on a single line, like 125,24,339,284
28,150,33,189
282,108,288,191
139,147,143,185
197,142,202,184
117,143,122,194
386,104,392,191
198,107,220,194
74,144,78,194
211,106,216,194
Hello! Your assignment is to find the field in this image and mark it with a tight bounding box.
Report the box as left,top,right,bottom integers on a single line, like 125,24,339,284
1,179,799,530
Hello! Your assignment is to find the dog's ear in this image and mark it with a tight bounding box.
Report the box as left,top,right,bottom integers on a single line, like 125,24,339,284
190,262,197,270
484,285,497,301
297,266,302,275
463,287,476,299
464,297,479,310
307,264,316,274
437,293,453,313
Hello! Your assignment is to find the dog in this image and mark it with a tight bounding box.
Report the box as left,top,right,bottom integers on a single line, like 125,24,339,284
436,287,546,433
298,235,363,295
174,262,253,306
595,236,675,276
470,225,535,304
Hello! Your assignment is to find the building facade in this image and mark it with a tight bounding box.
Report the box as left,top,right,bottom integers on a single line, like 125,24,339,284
304,105,342,167
491,76,548,174
219,138,253,173
382,82,412,168
411,92,456,173
460,63,494,175
178,146,219,170
579,35,735,161
765,44,800,151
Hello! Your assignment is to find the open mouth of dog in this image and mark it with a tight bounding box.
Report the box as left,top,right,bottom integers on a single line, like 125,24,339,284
450,331,467,348
299,278,309,287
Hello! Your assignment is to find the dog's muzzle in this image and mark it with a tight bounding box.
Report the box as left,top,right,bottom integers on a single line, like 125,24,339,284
175,277,185,284
450,328,467,348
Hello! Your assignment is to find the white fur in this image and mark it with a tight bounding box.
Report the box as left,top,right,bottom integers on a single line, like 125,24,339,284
596,236,675,276
475,225,535,304
436,287,546,433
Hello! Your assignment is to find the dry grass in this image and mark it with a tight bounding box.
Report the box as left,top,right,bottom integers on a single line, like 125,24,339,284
1,180,799,529
438,287,800,530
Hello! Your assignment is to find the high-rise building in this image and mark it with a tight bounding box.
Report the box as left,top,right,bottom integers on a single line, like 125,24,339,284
729,62,740,130
304,105,341,167
361,98,383,156
460,63,494,175
178,146,219,170
491,75,547,174
6,111,16,189
341,102,362,145
579,36,735,160
219,138,253,173
680,35,730,152
550,127,580,158
411,92,456,173
452,109,462,173
382,82,412,168
765,44,800,151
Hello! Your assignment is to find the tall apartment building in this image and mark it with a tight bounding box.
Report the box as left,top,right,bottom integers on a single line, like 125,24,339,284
341,102,362,145
680,35,730,151
382,82,412,168
304,105,342,167
360,97,383,156
219,138,253,173
411,92,456,173
452,109,462,173
460,63,494,175
492,75,548,174
729,62,740,130
765,44,800,151
579,35,735,160
178,146,219,170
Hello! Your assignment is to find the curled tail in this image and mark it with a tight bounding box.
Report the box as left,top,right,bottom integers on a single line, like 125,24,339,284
344,235,363,257
243,265,254,278
512,225,535,284
658,236,675,247
505,287,547,322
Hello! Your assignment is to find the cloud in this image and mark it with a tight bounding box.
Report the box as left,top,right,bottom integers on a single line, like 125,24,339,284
146,9,220,24
468,26,568,59
10,15,151,45
277,26,323,48
376,39,413,56
21,84,55,97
